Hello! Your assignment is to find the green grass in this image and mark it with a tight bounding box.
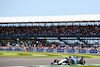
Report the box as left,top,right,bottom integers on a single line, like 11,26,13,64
0,51,100,58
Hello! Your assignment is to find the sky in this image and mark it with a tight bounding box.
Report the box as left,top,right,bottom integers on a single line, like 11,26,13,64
0,0,100,17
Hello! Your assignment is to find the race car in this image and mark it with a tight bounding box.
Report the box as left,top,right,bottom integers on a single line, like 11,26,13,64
51,56,85,65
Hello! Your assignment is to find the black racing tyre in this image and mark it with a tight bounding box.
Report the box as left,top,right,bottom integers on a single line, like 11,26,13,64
80,60,85,65
58,63,62,65
68,60,73,65
51,63,53,65
57,60,59,63
54,59,59,63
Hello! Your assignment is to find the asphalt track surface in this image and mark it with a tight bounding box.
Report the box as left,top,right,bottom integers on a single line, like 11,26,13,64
0,57,100,67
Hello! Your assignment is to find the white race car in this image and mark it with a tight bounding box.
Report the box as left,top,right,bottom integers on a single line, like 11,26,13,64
51,56,85,65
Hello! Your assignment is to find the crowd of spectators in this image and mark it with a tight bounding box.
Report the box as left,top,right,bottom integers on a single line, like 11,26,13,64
0,44,100,50
0,24,100,51
0,25,100,36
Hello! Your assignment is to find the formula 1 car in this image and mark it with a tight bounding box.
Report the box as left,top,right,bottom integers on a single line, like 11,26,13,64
51,56,85,65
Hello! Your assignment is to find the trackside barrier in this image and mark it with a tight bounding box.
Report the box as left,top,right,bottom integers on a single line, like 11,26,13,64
37,49,43,52
98,50,100,54
47,49,53,52
68,49,75,53
0,49,100,53
90,50,97,53
86,50,90,54
57,49,64,52
78,50,86,53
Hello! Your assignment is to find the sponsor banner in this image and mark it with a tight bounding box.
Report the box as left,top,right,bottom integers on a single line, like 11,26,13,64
4,49,6,51
53,49,57,53
75,50,78,53
64,49,68,53
0,49,4,51
12,49,15,51
78,50,86,53
47,49,53,52
97,50,100,54
57,49,64,52
0,48,100,54
15,49,22,51
43,49,47,52
37,49,43,52
33,49,37,52
21,49,23,51
86,50,90,53
68,49,75,53
27,49,33,52
6,49,12,51
90,50,97,53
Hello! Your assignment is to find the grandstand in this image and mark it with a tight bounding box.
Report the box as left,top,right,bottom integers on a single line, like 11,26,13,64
0,14,100,47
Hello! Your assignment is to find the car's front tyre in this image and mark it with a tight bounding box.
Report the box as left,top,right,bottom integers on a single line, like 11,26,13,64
58,63,62,65
54,59,59,63
51,63,53,65
80,60,85,65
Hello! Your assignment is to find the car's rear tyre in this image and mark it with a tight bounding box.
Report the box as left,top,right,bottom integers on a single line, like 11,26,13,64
80,60,85,65
68,60,73,65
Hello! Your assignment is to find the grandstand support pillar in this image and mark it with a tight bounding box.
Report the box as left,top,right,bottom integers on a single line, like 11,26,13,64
12,23,14,26
38,23,39,26
72,22,74,26
20,23,21,26
65,23,66,26
6,24,8,26
44,23,46,27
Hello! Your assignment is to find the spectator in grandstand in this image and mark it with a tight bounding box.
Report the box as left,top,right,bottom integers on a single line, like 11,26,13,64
0,25,99,36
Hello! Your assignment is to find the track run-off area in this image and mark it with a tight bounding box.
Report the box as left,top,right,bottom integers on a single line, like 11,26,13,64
0,51,100,67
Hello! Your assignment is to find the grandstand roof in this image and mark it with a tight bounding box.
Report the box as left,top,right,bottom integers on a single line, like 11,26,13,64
0,14,100,23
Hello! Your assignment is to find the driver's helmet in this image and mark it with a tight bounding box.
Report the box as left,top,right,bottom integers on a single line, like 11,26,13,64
69,56,73,58
69,56,71,58
66,57,68,59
